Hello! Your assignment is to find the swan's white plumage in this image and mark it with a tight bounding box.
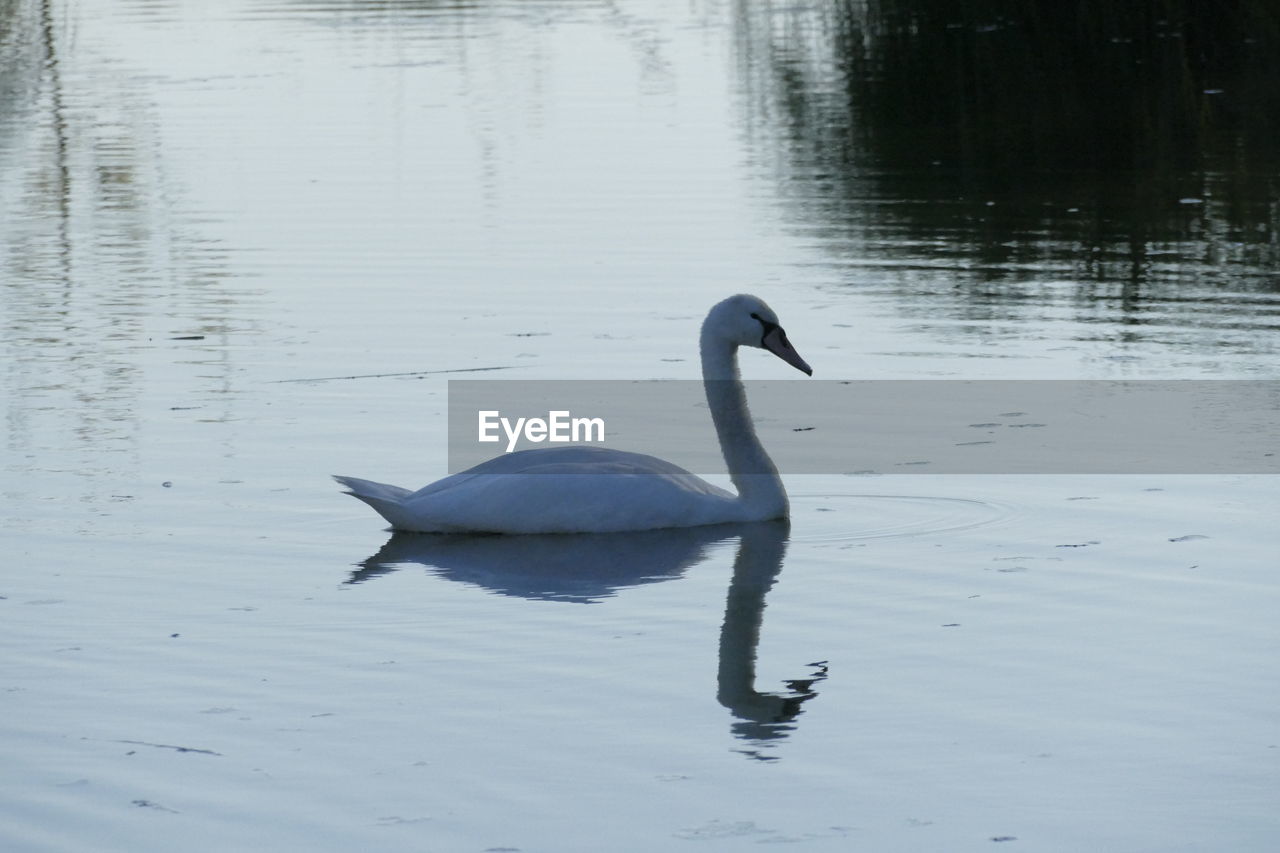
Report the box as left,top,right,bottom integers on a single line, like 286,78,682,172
335,294,811,534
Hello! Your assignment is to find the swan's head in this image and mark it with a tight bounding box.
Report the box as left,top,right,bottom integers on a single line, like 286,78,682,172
704,294,813,376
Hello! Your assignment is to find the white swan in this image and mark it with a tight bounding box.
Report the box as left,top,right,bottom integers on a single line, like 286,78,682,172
334,294,812,534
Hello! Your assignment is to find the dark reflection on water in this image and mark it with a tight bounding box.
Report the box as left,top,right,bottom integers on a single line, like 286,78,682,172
347,523,740,602
349,520,826,755
714,521,827,759
734,1,1280,341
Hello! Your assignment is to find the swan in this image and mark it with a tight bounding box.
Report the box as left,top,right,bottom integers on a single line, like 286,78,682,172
334,293,812,534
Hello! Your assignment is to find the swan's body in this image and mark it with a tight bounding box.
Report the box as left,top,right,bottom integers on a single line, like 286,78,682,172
335,294,812,534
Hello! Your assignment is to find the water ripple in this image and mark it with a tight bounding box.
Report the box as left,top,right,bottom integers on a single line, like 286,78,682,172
791,493,1017,542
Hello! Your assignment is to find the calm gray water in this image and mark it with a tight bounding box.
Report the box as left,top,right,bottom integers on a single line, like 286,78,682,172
3,2,1278,851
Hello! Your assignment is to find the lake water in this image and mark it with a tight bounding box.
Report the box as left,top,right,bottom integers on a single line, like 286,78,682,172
2,1,1278,851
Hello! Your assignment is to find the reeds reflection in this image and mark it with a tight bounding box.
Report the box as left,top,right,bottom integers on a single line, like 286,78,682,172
348,520,826,755
734,0,1280,291
1,0,238,482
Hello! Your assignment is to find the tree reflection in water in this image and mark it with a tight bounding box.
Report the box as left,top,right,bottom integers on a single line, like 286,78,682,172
733,0,1280,297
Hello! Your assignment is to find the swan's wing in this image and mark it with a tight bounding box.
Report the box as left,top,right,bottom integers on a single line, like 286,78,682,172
402,465,738,534
406,445,708,500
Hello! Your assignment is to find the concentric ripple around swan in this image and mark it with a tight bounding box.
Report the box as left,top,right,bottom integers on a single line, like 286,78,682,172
789,493,1016,542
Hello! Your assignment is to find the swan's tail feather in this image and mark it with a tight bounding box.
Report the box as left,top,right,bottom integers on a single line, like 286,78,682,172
333,476,416,527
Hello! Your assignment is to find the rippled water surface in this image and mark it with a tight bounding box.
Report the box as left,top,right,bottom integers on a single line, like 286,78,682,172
3,1,1278,851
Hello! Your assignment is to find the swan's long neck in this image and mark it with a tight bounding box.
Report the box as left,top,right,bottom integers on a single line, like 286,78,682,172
700,327,788,519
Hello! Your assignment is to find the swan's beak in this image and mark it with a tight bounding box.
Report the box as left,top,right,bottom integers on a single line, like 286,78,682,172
762,326,813,376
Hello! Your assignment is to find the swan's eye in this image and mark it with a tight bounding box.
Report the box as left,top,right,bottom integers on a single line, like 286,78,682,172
750,312,780,347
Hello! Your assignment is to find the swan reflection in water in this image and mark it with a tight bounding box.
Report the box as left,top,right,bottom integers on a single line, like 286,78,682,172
347,520,827,754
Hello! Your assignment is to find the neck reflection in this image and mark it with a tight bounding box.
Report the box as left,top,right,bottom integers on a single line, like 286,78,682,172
717,520,827,760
